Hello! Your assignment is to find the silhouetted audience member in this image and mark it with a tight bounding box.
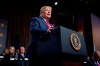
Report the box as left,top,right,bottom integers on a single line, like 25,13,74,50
0,48,9,65
15,48,20,60
86,50,100,66
0,48,9,60
0,48,9,56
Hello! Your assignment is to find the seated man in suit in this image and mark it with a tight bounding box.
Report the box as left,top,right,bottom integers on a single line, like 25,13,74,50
18,46,28,66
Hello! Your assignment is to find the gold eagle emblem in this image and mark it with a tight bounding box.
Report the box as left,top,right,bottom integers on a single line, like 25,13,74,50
70,33,81,51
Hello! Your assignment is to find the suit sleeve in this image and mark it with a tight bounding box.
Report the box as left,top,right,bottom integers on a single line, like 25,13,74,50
30,17,47,35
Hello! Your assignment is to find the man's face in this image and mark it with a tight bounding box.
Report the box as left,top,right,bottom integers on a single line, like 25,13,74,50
42,7,52,19
20,47,25,54
9,47,15,54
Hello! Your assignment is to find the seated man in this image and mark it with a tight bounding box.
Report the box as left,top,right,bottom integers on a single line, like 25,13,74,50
18,46,28,66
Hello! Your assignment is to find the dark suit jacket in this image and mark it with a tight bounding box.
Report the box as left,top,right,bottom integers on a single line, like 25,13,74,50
3,53,16,61
3,53,17,66
30,16,52,41
27,16,53,59
18,53,28,60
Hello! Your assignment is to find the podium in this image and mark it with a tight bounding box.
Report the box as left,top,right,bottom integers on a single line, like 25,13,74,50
36,26,87,66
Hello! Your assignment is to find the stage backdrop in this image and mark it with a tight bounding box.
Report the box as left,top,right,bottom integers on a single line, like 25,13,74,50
91,13,100,51
0,19,8,54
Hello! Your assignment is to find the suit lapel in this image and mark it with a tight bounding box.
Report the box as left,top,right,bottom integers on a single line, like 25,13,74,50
39,17,48,28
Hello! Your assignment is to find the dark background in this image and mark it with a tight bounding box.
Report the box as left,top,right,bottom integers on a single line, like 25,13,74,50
0,0,99,55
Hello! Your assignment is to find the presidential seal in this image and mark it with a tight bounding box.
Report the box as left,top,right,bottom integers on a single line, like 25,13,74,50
70,33,81,51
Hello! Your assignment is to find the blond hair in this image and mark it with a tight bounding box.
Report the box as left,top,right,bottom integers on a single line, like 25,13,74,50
40,6,52,16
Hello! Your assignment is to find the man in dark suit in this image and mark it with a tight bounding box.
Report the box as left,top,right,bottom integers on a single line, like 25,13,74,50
26,6,54,66
18,46,28,66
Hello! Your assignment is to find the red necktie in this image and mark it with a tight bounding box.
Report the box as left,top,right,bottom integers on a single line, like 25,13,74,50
46,19,50,28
